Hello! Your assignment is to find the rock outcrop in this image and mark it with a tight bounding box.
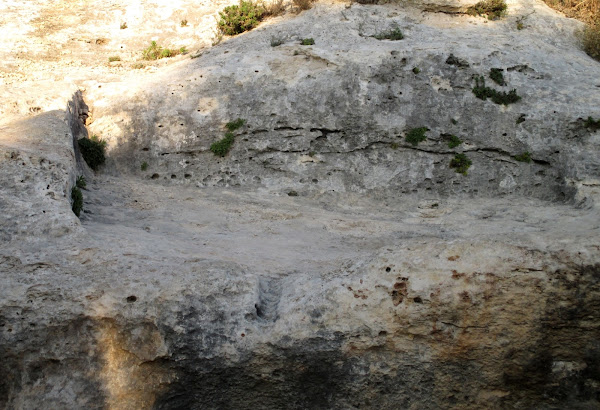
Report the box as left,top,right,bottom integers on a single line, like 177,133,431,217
1,0,600,409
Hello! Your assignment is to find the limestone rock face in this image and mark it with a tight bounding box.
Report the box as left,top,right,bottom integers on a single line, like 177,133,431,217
1,0,600,409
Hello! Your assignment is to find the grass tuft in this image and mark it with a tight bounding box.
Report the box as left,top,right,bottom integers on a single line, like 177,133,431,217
211,132,236,157
226,118,246,131
141,161,149,171
301,38,315,45
76,175,86,189
142,41,185,60
472,75,521,105
373,28,404,41
450,153,472,175
489,68,505,85
405,127,428,146
447,135,463,148
514,152,532,162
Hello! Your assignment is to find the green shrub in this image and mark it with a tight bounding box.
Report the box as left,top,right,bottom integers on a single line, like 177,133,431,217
450,153,472,175
451,118,458,125
108,56,121,62
181,19,188,27
218,1,265,36
584,116,600,130
405,127,428,146
467,0,507,20
301,38,315,45
489,68,505,85
120,22,127,29
211,132,236,157
226,118,246,131
514,152,532,162
412,67,420,74
76,176,86,189
78,135,106,171
71,186,83,217
373,28,404,41
141,161,148,171
447,135,462,148
472,76,521,105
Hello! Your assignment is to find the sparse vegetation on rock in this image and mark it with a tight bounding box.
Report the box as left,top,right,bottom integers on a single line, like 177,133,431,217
211,132,236,157
142,41,186,60
78,135,106,171
467,0,508,20
301,38,315,45
71,186,83,217
514,152,532,162
584,116,600,130
489,68,505,85
450,153,472,175
373,27,404,41
76,176,86,189
405,127,428,146
447,135,462,148
472,75,521,105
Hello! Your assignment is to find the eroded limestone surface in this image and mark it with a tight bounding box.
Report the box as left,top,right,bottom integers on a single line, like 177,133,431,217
1,0,600,409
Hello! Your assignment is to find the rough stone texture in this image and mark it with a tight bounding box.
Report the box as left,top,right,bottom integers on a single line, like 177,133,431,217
87,1,600,206
1,0,600,409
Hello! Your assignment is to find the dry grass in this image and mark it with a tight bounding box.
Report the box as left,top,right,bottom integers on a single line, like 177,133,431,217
580,23,600,60
262,0,286,16
293,0,315,12
542,0,599,24
543,0,599,60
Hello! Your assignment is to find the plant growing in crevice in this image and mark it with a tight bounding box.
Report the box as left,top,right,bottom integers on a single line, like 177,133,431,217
270,36,285,47
467,0,507,20
226,118,246,131
120,22,128,29
489,68,505,85
78,135,106,171
218,0,265,36
584,116,600,130
211,119,247,157
450,153,472,175
211,132,236,157
472,75,521,105
301,38,315,45
181,19,188,27
76,176,86,189
514,152,532,162
71,186,83,217
447,135,462,148
405,127,428,146
141,161,149,171
108,56,121,62
373,27,404,41
412,67,420,74
516,114,526,124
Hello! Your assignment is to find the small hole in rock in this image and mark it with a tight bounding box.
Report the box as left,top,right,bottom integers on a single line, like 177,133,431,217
385,267,391,272
126,295,137,303
414,296,423,303
151,173,159,179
